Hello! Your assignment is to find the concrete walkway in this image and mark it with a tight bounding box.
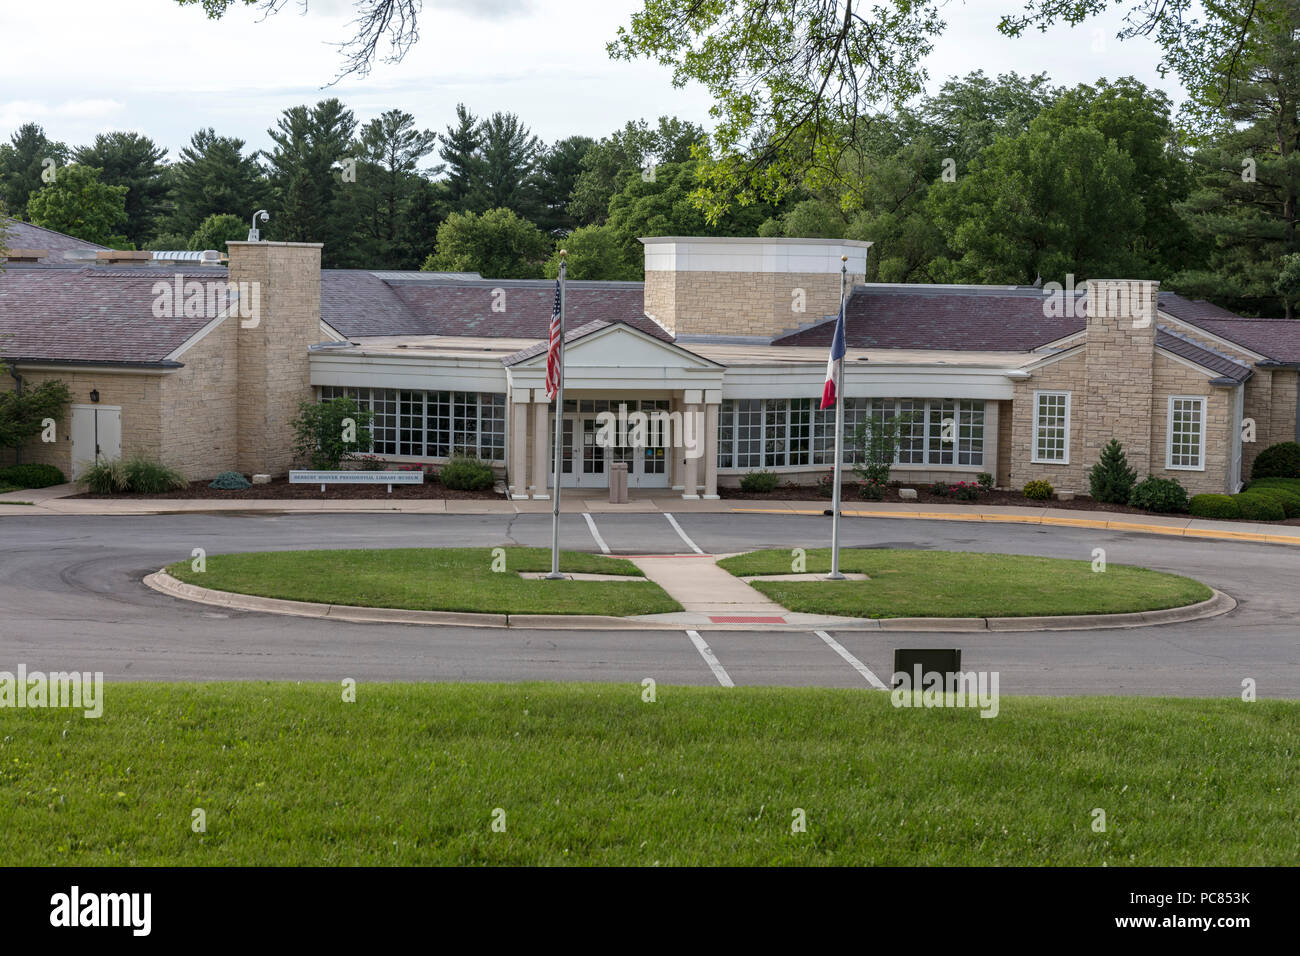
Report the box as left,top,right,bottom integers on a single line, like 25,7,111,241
3,483,1300,547
626,554,789,622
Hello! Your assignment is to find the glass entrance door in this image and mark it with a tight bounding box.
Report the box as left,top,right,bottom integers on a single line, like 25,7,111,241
553,399,674,489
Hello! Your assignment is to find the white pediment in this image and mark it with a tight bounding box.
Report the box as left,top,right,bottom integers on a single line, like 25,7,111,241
516,323,720,370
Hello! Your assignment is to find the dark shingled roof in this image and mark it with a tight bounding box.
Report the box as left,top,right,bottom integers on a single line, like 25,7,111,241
2,218,106,262
1160,294,1300,364
1155,329,1253,382
0,266,222,365
773,285,1086,351
330,275,670,342
774,284,1300,367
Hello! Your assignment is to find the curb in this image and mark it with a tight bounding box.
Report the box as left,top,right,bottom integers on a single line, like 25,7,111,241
144,571,1236,633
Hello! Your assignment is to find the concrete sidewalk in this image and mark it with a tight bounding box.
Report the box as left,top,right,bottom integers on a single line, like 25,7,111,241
4,483,1300,547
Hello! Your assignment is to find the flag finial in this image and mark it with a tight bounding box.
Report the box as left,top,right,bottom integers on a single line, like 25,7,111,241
560,249,568,258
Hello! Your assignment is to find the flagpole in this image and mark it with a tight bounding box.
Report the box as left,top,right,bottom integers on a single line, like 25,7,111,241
546,253,567,580
827,256,848,581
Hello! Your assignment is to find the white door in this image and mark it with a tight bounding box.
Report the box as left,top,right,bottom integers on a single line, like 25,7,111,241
554,411,673,489
70,405,122,479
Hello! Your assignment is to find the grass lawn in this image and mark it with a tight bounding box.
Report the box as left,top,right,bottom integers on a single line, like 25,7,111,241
718,548,1212,618
167,547,680,616
0,682,1293,865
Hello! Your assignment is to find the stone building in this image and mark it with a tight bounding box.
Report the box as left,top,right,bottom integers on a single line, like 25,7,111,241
1,230,1296,497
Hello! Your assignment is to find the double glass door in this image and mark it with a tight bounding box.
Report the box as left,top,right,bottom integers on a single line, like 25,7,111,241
554,399,671,489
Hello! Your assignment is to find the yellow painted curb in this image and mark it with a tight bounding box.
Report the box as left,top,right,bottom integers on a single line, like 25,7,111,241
728,504,1300,547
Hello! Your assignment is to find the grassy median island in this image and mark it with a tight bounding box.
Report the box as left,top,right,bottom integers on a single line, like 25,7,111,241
166,547,681,616
718,549,1213,618
0,682,1294,866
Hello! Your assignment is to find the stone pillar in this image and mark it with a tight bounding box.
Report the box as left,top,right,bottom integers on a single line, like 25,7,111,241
703,399,720,498
532,394,551,499
509,390,529,499
1083,279,1159,476
682,402,702,499
227,241,324,476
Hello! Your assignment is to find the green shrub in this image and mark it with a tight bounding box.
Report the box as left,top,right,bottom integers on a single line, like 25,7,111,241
1234,493,1286,521
739,470,780,493
1023,479,1054,501
209,471,252,490
124,457,188,493
293,397,375,470
1089,439,1137,503
858,479,886,500
1188,494,1240,519
1250,441,1300,481
949,481,981,501
928,481,949,497
1235,494,1286,521
1128,476,1188,513
976,472,994,491
1247,476,1300,495
438,455,495,491
1243,486,1300,518
0,463,65,488
82,459,129,494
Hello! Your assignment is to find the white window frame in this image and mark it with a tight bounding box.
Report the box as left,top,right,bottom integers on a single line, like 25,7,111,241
1031,390,1071,464
1166,395,1207,472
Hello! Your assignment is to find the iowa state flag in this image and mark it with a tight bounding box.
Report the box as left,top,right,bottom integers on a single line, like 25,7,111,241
819,298,847,409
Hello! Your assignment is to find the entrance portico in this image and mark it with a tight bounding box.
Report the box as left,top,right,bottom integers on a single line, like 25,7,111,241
503,322,723,500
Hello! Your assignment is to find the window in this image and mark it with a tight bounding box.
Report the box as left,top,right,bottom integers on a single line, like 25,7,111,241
719,397,986,469
1167,396,1205,470
318,386,506,461
1033,391,1070,464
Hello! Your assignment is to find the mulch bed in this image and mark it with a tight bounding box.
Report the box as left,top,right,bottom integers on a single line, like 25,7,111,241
719,482,1300,525
71,477,503,501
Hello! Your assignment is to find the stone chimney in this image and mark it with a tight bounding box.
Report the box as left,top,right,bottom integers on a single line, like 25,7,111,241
640,237,871,339
1083,279,1159,476
226,241,323,476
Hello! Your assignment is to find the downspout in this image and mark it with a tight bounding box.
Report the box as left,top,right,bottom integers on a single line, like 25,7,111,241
7,364,21,466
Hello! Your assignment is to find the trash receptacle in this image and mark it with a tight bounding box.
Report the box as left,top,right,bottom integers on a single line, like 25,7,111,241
610,462,628,503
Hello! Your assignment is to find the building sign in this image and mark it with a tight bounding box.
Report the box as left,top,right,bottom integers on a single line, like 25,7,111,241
289,470,424,489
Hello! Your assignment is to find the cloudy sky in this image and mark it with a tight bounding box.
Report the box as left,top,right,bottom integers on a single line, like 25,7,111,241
1,0,1181,157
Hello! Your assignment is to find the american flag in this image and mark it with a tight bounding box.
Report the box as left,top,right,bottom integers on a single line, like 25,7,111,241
545,277,562,400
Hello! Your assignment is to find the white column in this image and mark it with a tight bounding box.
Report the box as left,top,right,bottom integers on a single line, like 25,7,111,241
703,401,719,499
670,394,685,490
509,390,529,499
532,395,550,499
682,403,702,499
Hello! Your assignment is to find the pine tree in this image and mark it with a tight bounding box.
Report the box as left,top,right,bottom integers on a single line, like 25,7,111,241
438,104,485,212
1089,439,1138,504
1175,0,1300,317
